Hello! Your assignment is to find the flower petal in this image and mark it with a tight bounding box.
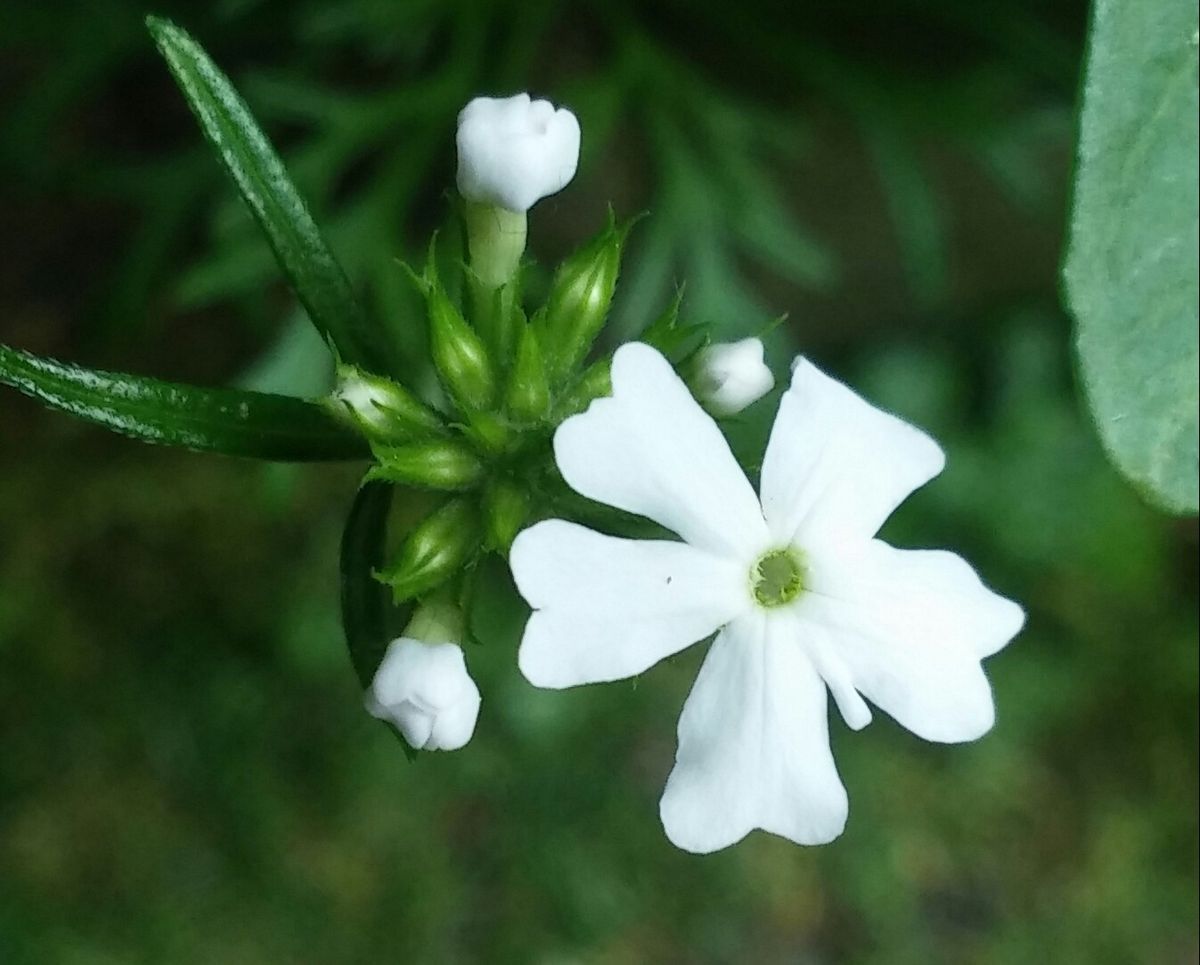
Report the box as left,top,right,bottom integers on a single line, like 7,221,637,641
512,520,749,688
659,611,848,853
800,540,1025,742
760,357,946,545
554,343,769,560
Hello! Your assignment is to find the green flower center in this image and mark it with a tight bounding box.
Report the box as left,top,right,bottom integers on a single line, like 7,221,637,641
751,548,805,608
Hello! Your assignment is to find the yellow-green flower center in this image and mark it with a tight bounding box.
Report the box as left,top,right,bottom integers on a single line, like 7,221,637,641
751,548,805,608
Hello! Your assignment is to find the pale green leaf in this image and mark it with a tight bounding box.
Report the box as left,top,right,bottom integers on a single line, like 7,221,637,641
1063,0,1199,514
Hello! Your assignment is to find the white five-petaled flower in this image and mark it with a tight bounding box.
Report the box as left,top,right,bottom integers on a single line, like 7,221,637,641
456,93,581,214
694,337,775,416
510,343,1024,853
366,638,481,751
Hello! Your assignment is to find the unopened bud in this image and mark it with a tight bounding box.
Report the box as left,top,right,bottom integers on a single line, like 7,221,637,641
368,439,485,491
537,214,631,385
365,603,480,751
691,338,775,416
420,255,497,413
376,498,481,603
483,478,531,553
327,365,443,443
506,323,550,422
456,93,580,215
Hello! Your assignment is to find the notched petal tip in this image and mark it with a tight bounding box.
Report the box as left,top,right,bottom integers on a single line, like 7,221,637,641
515,620,578,691
511,520,747,689
762,355,947,546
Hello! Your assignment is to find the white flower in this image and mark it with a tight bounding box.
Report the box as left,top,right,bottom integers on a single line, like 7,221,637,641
456,93,581,213
510,343,1023,853
366,638,481,751
694,337,775,416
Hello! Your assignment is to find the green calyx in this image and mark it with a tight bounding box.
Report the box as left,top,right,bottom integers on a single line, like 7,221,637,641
367,440,485,491
506,323,551,423
751,549,805,608
536,212,634,386
483,478,531,554
376,498,481,604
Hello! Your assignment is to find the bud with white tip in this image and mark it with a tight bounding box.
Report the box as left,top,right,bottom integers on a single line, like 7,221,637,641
328,365,443,443
456,93,581,214
692,337,775,416
457,93,581,292
365,601,481,752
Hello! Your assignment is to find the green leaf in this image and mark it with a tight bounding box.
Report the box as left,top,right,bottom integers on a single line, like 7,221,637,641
0,343,368,461
340,481,399,689
1063,0,1199,514
146,16,392,374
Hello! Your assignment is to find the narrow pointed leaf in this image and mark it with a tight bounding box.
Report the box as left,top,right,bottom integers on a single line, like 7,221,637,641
147,16,390,373
1,343,368,460
340,481,399,689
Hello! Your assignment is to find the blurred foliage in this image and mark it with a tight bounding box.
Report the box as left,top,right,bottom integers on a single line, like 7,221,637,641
0,0,1196,962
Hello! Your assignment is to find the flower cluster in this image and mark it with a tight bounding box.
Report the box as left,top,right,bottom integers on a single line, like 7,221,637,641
358,92,1023,852
0,31,1022,854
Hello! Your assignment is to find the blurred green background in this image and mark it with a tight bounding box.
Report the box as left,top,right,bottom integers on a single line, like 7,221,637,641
1,1,1196,962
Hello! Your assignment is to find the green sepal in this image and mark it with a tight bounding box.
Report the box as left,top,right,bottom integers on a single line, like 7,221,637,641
146,17,390,374
640,287,710,365
505,322,551,423
483,478,531,554
537,211,634,385
1,343,368,461
375,497,482,604
459,410,515,456
367,439,486,491
411,247,497,413
327,364,444,444
554,358,612,421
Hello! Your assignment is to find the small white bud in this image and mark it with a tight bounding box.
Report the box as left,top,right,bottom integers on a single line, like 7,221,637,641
456,93,581,213
694,338,775,416
365,633,481,752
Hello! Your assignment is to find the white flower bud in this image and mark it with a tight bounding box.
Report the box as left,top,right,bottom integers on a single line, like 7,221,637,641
694,338,775,416
456,93,581,213
329,365,443,442
365,636,481,751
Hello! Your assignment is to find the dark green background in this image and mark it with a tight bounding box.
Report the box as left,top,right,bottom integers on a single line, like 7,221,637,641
1,1,1196,961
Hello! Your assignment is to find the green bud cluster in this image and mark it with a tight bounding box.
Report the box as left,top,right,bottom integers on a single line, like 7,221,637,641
328,211,645,609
